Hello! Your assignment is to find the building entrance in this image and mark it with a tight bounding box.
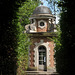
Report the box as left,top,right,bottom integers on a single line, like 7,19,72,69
38,46,47,71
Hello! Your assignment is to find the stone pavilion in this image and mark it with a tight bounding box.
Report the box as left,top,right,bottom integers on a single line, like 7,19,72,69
25,5,57,72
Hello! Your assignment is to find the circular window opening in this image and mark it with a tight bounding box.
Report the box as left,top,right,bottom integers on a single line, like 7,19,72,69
40,22,45,26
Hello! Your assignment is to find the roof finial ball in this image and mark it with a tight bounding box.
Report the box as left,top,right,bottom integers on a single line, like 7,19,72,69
41,1,43,5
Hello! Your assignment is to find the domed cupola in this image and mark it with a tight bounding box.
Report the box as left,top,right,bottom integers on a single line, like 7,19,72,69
25,5,56,33
33,5,52,15
29,5,55,19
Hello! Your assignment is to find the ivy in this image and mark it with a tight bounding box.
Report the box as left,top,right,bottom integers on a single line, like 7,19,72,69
15,0,38,74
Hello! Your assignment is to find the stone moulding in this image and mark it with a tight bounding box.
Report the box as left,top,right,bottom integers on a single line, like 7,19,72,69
34,39,50,70
38,20,46,29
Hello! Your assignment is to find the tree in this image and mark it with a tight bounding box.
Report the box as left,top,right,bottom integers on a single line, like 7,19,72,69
18,0,38,27
0,0,26,74
56,0,75,75
0,0,38,74
42,0,61,15
15,0,38,74
53,24,61,55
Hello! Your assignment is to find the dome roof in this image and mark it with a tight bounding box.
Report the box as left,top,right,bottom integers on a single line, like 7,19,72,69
33,6,52,15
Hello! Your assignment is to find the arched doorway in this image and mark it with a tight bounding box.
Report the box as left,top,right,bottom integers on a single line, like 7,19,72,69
38,45,47,71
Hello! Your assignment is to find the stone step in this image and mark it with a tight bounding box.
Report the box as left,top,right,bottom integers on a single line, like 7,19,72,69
25,71,59,75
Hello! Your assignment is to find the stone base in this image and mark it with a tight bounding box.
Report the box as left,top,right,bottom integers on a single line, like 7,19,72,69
27,67,37,71
47,67,56,73
27,67,56,73
25,71,59,75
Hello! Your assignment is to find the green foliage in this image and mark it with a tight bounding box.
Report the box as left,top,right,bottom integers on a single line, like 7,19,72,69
15,21,30,75
0,0,38,74
18,0,38,26
55,0,75,75
0,0,26,74
53,25,61,54
15,0,38,74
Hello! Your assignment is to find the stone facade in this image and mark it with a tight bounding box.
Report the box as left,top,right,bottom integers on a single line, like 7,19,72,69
25,5,56,72
37,19,48,32
29,38,55,68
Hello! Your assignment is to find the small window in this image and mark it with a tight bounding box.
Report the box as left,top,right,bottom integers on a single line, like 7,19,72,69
38,20,46,29
40,22,44,26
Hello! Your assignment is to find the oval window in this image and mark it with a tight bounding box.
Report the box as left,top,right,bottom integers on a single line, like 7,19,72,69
40,22,44,26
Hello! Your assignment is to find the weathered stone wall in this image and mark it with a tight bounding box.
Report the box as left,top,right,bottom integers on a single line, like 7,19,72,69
36,19,49,32
28,37,55,71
